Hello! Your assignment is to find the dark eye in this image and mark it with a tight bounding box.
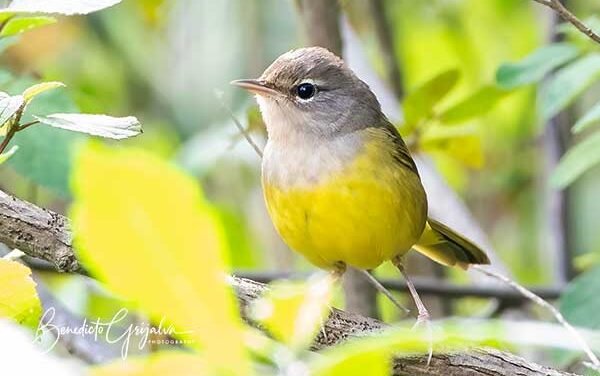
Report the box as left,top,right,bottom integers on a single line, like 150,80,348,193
296,82,316,100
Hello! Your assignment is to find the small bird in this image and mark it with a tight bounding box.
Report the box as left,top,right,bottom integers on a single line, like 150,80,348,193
232,47,489,327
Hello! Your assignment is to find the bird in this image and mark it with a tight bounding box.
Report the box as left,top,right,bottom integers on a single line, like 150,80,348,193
231,46,490,333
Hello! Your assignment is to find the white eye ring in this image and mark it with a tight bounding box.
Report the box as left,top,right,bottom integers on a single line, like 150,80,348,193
295,80,318,101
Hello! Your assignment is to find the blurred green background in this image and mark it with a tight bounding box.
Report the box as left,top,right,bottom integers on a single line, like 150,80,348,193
2,0,600,354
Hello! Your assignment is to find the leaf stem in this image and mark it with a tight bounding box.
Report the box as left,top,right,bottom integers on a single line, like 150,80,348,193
0,124,17,154
18,120,39,131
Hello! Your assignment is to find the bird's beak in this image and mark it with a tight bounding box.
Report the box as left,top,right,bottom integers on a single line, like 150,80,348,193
230,79,280,97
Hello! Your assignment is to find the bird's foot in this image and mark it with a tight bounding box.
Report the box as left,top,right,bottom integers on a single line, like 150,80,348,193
411,311,433,366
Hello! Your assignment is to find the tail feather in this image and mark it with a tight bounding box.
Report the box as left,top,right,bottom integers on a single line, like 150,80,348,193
413,218,490,269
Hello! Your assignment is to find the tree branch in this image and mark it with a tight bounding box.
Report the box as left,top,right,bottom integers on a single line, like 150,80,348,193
0,190,79,272
532,0,600,45
0,189,577,375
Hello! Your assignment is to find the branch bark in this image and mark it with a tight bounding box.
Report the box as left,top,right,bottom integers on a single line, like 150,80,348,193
532,0,600,45
0,190,576,375
0,190,79,272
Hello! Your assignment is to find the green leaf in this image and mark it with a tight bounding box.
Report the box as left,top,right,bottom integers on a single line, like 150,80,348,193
439,86,508,124
0,258,42,328
572,101,600,134
6,76,80,196
71,143,250,375
314,349,390,376
0,16,56,37
0,93,23,127
23,81,65,103
540,54,600,121
0,0,123,15
250,274,335,351
403,69,460,127
559,266,600,330
496,43,579,89
0,144,18,164
34,113,142,140
551,131,600,189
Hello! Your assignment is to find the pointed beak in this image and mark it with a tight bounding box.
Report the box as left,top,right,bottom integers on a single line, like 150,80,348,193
230,79,280,97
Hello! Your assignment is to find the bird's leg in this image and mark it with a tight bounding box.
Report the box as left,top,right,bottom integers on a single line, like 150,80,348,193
392,256,433,365
330,261,346,282
318,261,347,343
358,269,410,314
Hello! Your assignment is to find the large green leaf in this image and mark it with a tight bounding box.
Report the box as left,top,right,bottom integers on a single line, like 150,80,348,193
551,131,600,189
71,144,251,375
6,77,81,197
496,43,579,89
402,69,460,127
540,54,600,121
0,16,56,37
438,86,508,124
559,266,600,330
0,0,122,15
572,102,600,134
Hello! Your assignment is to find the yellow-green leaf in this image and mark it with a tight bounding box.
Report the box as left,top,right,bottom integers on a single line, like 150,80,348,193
250,273,335,351
421,125,484,169
23,81,65,103
314,349,390,376
71,143,250,375
90,351,204,376
439,86,508,125
0,16,56,37
402,69,460,129
551,131,600,189
496,43,579,89
0,145,18,164
0,258,42,327
572,101,600,134
540,54,600,121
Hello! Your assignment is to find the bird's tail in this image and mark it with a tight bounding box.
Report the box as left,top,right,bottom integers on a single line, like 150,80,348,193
413,218,490,269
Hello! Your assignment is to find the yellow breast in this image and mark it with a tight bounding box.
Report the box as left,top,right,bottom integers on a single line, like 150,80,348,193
262,136,427,270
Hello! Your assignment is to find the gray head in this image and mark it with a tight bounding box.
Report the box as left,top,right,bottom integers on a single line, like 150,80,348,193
231,47,383,141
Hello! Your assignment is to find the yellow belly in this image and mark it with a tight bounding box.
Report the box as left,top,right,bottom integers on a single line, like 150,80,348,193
262,140,427,270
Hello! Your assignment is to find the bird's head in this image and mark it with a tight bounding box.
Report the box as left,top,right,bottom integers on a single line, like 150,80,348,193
231,47,382,140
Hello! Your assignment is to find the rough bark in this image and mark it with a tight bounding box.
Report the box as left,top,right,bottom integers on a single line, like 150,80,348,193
0,190,79,272
0,190,575,375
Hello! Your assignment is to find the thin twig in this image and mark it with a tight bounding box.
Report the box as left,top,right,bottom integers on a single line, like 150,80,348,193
0,124,16,154
532,0,600,45
18,120,39,131
473,265,600,370
215,91,263,158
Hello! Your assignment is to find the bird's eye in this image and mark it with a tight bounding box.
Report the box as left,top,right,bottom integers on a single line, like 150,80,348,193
296,82,316,100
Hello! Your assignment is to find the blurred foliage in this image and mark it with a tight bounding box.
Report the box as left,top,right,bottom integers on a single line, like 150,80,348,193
0,257,41,328
2,0,600,373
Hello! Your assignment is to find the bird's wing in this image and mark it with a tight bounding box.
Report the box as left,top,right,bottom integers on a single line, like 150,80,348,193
376,120,419,176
